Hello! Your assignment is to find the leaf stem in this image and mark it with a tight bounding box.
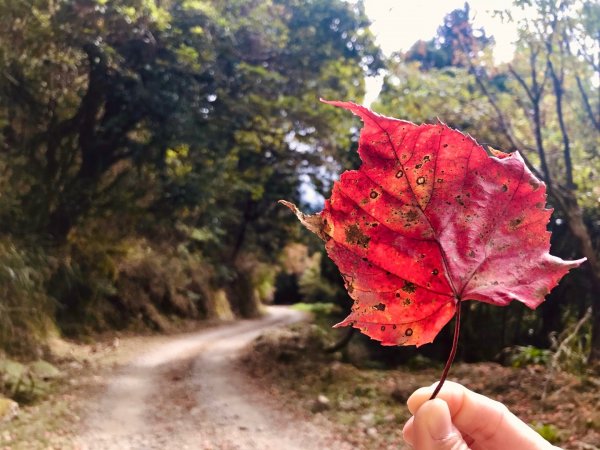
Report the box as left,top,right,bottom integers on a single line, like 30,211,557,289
430,299,462,400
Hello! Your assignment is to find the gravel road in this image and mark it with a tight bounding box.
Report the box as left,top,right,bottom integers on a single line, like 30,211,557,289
77,306,351,450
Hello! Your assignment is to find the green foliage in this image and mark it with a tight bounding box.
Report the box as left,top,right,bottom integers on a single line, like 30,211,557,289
373,0,600,363
531,422,562,444
249,261,277,304
375,62,502,142
0,358,61,404
0,0,381,248
52,236,219,335
0,0,383,350
292,302,342,316
298,253,340,303
508,346,552,368
0,240,54,356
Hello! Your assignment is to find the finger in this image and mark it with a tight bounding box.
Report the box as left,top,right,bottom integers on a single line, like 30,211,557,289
405,414,477,449
407,381,555,450
403,416,415,446
412,399,470,450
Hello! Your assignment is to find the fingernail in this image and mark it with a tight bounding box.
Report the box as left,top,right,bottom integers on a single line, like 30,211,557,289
423,399,453,440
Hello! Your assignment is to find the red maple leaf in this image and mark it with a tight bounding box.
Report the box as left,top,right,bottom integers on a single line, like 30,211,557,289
281,101,584,351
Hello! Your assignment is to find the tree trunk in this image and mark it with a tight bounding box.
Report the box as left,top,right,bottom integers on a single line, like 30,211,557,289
225,269,262,318
46,177,96,241
559,191,600,364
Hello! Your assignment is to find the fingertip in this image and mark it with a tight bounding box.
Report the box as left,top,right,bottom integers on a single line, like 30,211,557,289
402,416,415,446
407,381,468,414
407,386,434,414
417,399,454,441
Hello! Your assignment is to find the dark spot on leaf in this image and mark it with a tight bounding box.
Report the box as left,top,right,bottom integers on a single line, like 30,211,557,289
402,281,416,293
416,177,426,185
443,144,448,148
392,325,397,330
381,325,386,331
492,281,499,285
529,179,540,190
374,303,386,311
432,269,439,275
423,155,430,161
395,293,400,298
535,202,544,209
455,195,464,206
371,223,378,227
502,184,508,192
396,169,404,178
362,257,368,261
345,224,371,248
415,163,422,169
405,328,413,336
405,209,419,222
509,216,524,230
403,298,411,306
437,178,443,183
468,250,475,257
370,190,378,199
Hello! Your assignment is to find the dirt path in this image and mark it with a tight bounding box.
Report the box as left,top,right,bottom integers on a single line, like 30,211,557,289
76,306,351,450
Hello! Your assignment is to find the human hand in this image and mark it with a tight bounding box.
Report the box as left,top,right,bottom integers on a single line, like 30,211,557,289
402,381,561,450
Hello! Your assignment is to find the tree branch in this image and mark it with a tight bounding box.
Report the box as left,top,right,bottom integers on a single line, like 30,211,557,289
545,34,574,188
508,65,535,103
575,74,600,131
508,48,552,184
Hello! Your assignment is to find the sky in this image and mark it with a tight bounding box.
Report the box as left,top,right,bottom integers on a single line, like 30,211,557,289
362,0,519,105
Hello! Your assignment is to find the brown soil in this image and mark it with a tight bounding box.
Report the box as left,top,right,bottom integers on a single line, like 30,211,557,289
241,323,600,450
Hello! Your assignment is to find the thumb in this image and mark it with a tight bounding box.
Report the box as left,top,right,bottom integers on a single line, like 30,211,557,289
412,399,470,450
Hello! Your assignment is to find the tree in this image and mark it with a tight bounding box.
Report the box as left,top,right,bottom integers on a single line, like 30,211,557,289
374,1,600,363
0,0,383,319
458,0,600,362
405,2,493,70
0,0,199,239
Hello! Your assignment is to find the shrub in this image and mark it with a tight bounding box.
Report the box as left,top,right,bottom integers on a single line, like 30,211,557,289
0,239,54,356
508,345,551,368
